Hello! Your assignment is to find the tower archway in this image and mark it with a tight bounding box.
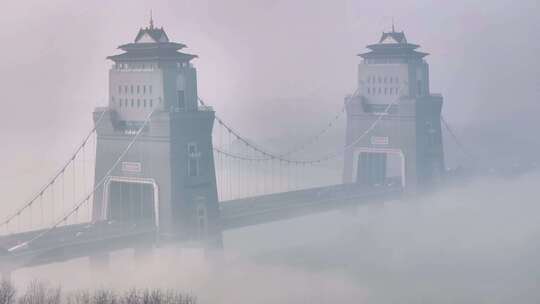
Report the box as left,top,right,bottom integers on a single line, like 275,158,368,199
352,148,405,188
101,176,160,229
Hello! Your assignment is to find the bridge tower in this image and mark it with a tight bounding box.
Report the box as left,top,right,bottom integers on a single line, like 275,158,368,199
343,27,445,193
92,20,222,248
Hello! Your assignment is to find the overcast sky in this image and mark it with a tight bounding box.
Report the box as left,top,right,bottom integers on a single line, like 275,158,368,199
1,2,540,302
0,0,538,204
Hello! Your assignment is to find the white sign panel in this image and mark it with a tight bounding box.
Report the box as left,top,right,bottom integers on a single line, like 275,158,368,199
121,162,142,173
370,136,389,146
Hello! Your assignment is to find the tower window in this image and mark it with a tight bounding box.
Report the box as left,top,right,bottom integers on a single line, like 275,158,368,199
150,99,153,107
384,87,387,95
188,143,197,154
378,77,382,84
137,99,140,107
137,85,140,94
131,99,134,107
197,204,207,238
378,87,382,94
143,99,147,107
197,206,205,217
118,86,122,94
143,86,146,94
426,121,437,146
187,142,200,177
124,86,128,93
189,158,198,176
149,86,153,94
367,88,371,94
384,77,387,83
130,85,134,94
177,90,185,110
189,157,199,176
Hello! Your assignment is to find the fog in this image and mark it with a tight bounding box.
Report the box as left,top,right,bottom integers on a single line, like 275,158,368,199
10,172,540,303
0,0,539,303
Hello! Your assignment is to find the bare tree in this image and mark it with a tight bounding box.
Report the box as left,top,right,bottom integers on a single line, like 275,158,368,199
7,282,195,304
0,280,16,304
127,289,195,304
66,291,90,304
91,290,117,304
120,289,140,304
18,281,60,304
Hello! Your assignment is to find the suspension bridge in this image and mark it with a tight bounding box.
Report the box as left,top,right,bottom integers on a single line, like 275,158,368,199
0,22,466,277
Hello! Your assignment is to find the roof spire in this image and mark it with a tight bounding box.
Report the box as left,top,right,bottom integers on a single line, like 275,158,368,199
149,10,154,29
391,17,395,32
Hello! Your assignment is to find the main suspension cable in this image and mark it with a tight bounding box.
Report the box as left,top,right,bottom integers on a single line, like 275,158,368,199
441,115,477,161
205,84,404,164
9,109,155,250
0,111,107,229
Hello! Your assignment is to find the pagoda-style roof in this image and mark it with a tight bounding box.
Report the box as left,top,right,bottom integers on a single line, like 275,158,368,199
107,19,197,63
134,26,169,43
359,28,428,60
379,30,407,44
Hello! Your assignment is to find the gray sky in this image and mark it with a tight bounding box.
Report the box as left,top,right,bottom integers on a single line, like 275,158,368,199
1,1,540,301
0,0,538,211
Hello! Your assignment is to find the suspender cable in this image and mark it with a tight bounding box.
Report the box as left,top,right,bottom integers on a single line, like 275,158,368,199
82,141,87,221
0,111,106,229
51,180,55,225
202,85,404,165
72,154,77,223
10,109,155,250
441,116,476,162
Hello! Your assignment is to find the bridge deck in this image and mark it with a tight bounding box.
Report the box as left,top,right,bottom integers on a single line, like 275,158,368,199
220,183,402,230
0,184,401,272
0,221,156,271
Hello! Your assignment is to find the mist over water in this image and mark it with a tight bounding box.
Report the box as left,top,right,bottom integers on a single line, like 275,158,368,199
9,172,540,303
